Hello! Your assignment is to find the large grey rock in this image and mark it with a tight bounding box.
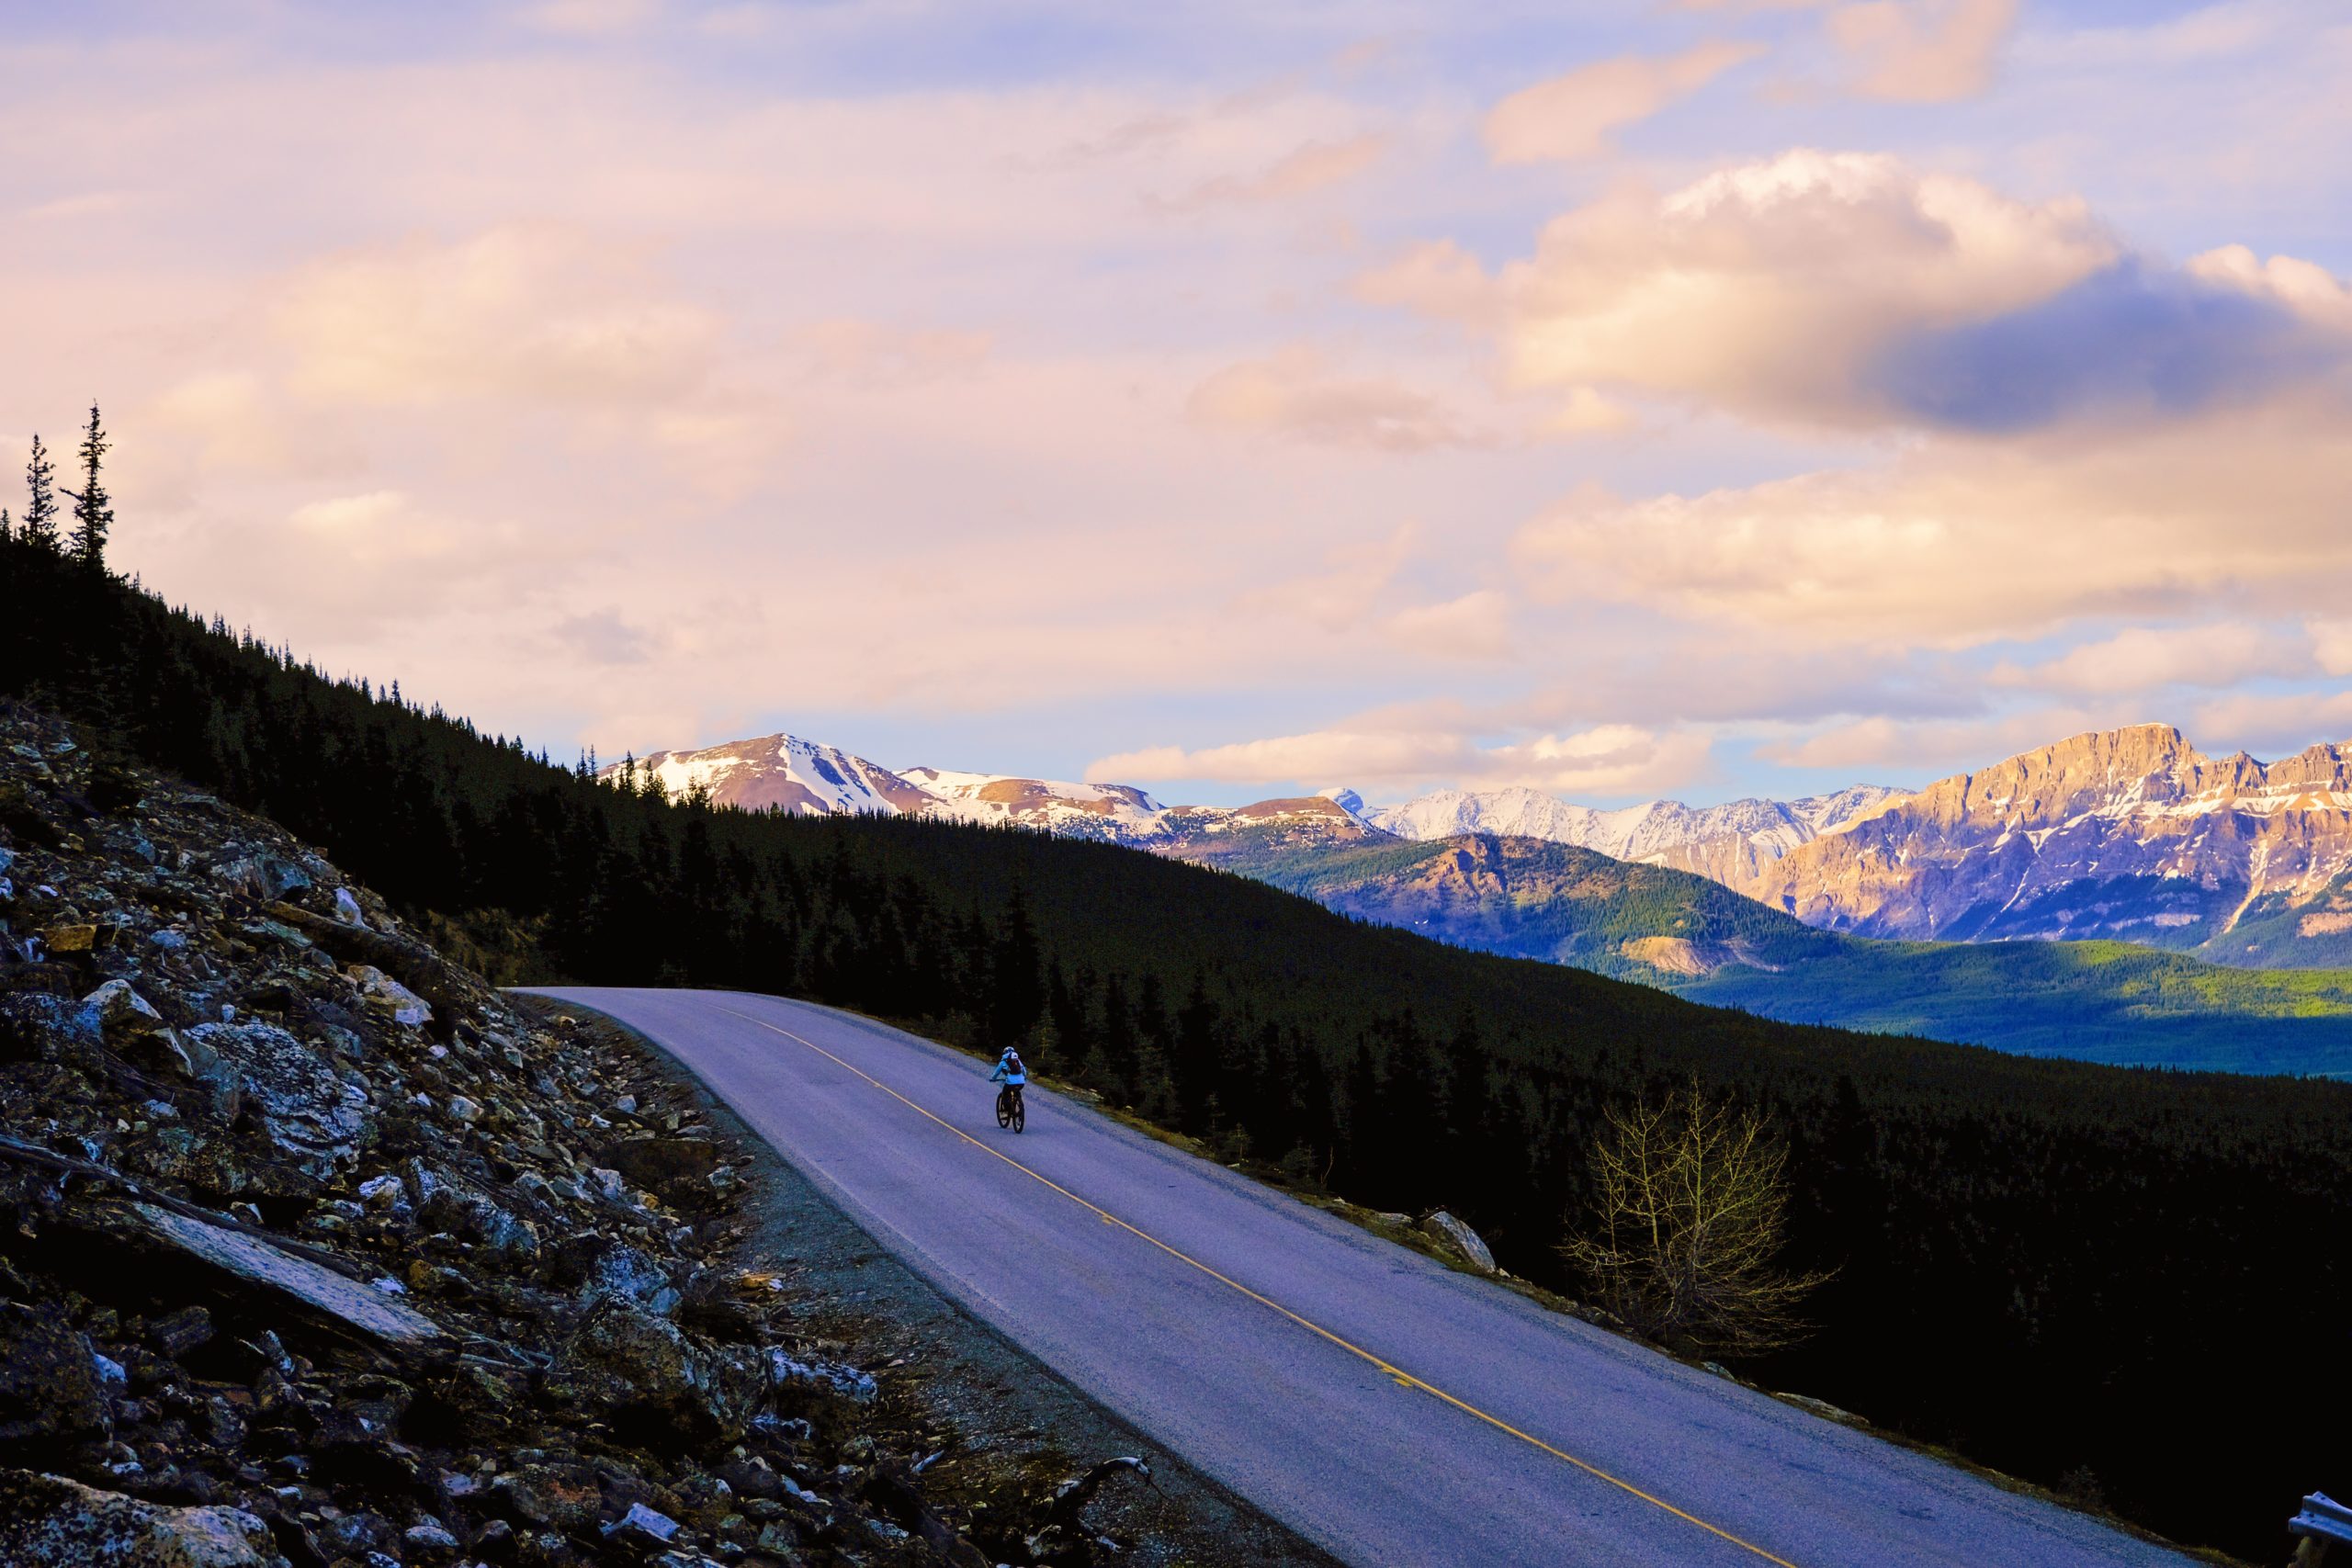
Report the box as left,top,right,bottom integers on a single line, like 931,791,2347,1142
549,1298,764,1441
1420,1210,1497,1274
0,1470,278,1566
126,1202,443,1348
181,1021,368,1180
83,980,189,1075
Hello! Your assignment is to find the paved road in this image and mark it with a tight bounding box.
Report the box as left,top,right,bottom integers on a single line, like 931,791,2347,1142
531,987,2195,1568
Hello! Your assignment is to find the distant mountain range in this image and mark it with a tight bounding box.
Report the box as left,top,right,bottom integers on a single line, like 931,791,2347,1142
615,722,2352,971
612,721,2352,1072
1363,784,1904,886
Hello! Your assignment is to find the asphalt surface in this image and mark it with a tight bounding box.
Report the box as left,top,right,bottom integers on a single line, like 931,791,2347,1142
531,987,2197,1568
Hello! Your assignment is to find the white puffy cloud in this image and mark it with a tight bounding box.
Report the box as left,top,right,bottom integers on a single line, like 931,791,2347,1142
1512,399,2352,647
1439,150,2116,428
1371,150,2352,434
1482,40,1761,164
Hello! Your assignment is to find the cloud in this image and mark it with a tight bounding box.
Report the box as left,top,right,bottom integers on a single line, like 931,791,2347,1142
1354,240,1498,326
273,224,720,407
2188,689,2352,756
1828,0,2018,102
1237,524,1418,633
1758,708,2111,773
1187,347,1483,451
1512,399,2352,647
526,0,661,36
1482,40,1761,164
1088,721,1709,796
1991,622,2309,695
144,371,364,479
2312,618,2352,678
1369,149,2352,434
552,606,660,664
1156,134,1386,212
1465,150,2114,428
1382,590,1512,660
793,320,994,389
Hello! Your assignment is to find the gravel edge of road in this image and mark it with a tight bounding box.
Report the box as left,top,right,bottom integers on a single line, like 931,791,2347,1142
523,990,1347,1568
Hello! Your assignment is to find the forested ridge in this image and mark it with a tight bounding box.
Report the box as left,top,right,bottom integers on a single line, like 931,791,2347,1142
3,533,2343,1560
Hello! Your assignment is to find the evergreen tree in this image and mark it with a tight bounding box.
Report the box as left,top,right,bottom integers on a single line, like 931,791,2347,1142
21,434,59,551
0,508,11,543
62,402,113,568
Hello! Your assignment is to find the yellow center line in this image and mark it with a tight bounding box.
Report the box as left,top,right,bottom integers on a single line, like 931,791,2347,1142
720,1005,1804,1568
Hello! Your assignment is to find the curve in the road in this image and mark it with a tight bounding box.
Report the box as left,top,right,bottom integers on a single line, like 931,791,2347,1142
531,987,2198,1568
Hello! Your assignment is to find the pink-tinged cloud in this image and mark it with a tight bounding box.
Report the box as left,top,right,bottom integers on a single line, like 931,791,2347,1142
1371,149,2352,434
1089,722,1709,796
1188,347,1485,452
1483,40,1762,164
1512,398,2352,648
1829,0,2019,103
1990,623,2312,696
273,225,720,408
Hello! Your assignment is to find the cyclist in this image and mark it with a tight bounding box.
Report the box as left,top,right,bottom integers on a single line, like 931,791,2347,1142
990,1047,1027,1120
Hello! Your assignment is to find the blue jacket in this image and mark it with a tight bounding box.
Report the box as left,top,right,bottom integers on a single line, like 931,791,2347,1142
989,1054,1027,1086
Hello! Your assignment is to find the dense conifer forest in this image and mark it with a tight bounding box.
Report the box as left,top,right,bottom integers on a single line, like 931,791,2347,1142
3,532,2344,1559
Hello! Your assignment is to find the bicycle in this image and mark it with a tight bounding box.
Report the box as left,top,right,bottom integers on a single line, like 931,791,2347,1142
995,1082,1026,1134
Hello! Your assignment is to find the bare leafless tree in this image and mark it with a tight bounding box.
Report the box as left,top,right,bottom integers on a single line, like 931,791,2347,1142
1561,1078,1830,1357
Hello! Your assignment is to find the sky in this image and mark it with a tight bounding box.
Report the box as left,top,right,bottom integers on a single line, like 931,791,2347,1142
6,0,2352,807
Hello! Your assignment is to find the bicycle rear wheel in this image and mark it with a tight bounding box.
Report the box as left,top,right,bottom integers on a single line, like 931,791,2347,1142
1011,1089,1025,1133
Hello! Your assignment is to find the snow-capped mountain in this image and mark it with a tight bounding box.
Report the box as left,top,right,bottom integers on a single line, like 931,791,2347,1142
1747,725,2352,959
1367,784,1905,886
900,768,1170,840
610,723,2352,965
628,735,937,817
601,735,1382,851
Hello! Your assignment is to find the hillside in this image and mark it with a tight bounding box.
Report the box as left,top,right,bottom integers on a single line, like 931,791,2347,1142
4,535,2348,1558
1204,830,2352,1074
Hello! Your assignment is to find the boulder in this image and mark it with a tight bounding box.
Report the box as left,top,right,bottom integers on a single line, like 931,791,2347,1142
181,1021,368,1183
84,979,190,1075
1419,1211,1497,1274
348,965,431,1030
0,1470,277,1567
548,1298,765,1442
0,1308,111,1448
120,1201,443,1348
602,1136,719,1199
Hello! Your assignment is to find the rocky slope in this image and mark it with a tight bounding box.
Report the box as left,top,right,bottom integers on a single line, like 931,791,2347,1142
0,705,1206,1568
1744,724,2352,962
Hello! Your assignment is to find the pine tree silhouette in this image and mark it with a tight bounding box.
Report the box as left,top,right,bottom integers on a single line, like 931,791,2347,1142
62,402,114,568
21,434,59,551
